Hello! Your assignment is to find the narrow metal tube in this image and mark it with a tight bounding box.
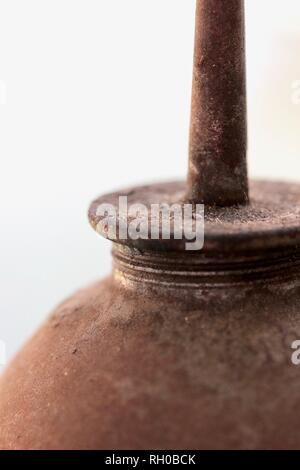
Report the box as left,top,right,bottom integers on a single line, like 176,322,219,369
187,0,249,206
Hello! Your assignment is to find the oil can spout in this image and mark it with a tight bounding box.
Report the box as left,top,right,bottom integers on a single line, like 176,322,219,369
187,0,249,206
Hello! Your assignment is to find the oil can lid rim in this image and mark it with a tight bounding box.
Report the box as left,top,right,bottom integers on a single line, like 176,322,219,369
88,180,300,254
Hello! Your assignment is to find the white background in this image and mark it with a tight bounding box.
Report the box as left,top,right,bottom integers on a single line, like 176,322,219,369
1,0,300,363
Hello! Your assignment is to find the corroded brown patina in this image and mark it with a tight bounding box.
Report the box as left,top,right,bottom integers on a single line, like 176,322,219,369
0,0,300,451
187,0,248,206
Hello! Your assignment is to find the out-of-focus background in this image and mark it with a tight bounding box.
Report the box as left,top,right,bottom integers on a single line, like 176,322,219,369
0,0,300,363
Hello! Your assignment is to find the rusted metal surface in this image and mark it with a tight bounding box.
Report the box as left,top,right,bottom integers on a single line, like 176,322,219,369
1,266,300,449
1,0,300,451
187,0,248,206
89,180,300,253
